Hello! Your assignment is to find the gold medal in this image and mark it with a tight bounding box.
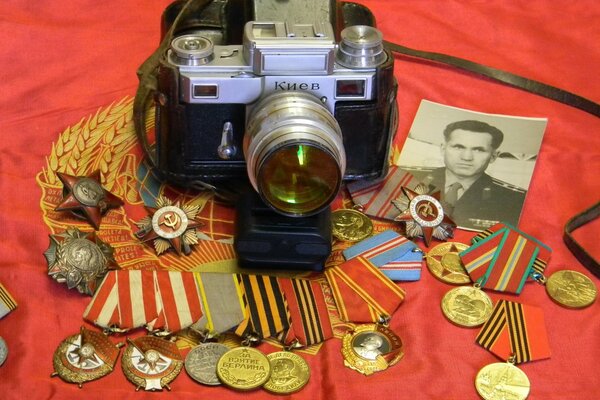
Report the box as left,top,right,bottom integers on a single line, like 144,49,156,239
263,351,310,394
51,327,122,387
543,270,597,309
331,209,373,242
341,324,404,376
121,336,183,391
475,362,530,400
216,347,271,391
425,242,471,285
441,285,493,328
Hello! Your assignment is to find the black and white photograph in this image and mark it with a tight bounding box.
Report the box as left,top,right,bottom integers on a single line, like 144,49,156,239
395,100,548,231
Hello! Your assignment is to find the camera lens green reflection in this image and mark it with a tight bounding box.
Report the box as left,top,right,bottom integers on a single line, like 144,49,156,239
257,143,340,216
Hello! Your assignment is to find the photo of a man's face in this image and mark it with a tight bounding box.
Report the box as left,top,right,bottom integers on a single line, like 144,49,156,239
442,129,498,180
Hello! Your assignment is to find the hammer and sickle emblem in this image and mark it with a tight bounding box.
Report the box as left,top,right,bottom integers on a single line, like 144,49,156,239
417,202,436,218
162,212,181,229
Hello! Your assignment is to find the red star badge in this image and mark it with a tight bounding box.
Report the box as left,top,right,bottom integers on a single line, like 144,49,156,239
55,170,124,230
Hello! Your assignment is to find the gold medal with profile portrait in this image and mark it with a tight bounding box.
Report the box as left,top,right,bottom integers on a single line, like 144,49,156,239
341,324,403,375
331,208,374,242
441,285,493,328
263,351,310,394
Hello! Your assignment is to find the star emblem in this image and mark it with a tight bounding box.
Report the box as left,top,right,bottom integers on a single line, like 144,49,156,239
135,196,204,256
44,228,119,295
392,185,456,247
55,170,124,230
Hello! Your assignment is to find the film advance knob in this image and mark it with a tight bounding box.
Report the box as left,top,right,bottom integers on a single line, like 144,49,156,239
170,34,214,65
336,25,386,69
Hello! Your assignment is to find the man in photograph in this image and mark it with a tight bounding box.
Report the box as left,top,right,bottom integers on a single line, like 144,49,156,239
410,120,526,230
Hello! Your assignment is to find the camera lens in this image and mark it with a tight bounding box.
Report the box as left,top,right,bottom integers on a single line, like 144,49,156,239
245,92,346,217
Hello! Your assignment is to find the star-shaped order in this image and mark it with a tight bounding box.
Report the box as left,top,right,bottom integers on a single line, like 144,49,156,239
55,170,124,230
135,196,204,256
392,185,456,247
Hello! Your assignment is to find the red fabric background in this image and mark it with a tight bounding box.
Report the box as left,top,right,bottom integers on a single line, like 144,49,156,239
1,0,599,398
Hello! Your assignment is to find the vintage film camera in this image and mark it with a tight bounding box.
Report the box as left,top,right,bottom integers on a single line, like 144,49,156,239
137,0,398,270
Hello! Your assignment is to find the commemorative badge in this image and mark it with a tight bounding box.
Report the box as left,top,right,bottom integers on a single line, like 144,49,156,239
341,323,403,376
44,228,118,295
331,208,373,242
55,170,123,230
135,196,204,256
440,285,494,328
536,269,597,309
263,351,311,394
51,326,122,387
121,336,184,391
393,185,456,247
425,242,471,285
216,346,272,391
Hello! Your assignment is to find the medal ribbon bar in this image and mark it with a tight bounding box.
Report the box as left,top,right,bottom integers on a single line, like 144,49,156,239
0,282,17,319
194,272,246,334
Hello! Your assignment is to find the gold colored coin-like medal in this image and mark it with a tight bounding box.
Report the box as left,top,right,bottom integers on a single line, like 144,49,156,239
475,362,530,400
216,347,271,391
426,242,471,285
51,327,121,387
121,336,183,391
331,209,373,242
341,324,404,376
544,270,597,309
263,351,310,394
441,286,493,328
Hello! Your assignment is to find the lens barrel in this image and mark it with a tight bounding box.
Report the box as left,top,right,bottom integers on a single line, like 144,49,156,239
244,92,346,217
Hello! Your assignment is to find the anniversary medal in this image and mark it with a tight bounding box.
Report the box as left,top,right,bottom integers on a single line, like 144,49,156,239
441,284,494,328
44,228,118,295
216,346,272,391
331,208,374,242
55,170,123,230
534,269,597,309
426,242,471,285
263,351,310,394
185,342,230,386
341,323,404,376
474,300,551,400
122,336,184,391
135,195,204,256
51,326,122,387
393,186,456,247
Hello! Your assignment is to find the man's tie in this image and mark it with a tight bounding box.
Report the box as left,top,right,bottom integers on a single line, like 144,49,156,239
444,182,463,210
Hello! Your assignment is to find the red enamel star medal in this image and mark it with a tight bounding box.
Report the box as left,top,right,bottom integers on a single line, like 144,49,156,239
55,170,124,230
393,185,456,247
135,196,204,256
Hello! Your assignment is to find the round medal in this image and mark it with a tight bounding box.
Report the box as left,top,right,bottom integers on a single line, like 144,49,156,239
341,324,404,376
475,362,530,400
331,209,373,242
545,270,597,309
185,342,230,386
426,242,471,285
216,347,271,390
441,286,493,328
0,336,7,367
263,351,310,394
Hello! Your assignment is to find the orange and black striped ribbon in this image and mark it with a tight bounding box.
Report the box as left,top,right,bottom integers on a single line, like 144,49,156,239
325,256,406,323
0,282,17,319
278,278,333,346
234,274,290,340
476,300,551,364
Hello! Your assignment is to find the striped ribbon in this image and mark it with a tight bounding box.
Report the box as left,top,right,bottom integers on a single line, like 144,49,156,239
347,166,420,220
325,257,406,323
278,278,333,346
343,230,414,267
193,273,246,334
476,300,550,364
0,282,17,319
83,270,204,333
234,274,290,340
379,249,423,281
460,223,551,294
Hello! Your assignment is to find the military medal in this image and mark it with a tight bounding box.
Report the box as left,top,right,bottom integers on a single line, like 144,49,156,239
341,323,403,376
426,242,471,285
135,196,204,256
537,269,597,309
216,346,271,391
331,208,373,242
441,285,493,328
121,336,184,391
51,326,122,387
0,337,7,367
263,351,310,394
475,361,530,400
44,228,118,295
185,342,230,386
55,170,123,230
393,185,456,246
